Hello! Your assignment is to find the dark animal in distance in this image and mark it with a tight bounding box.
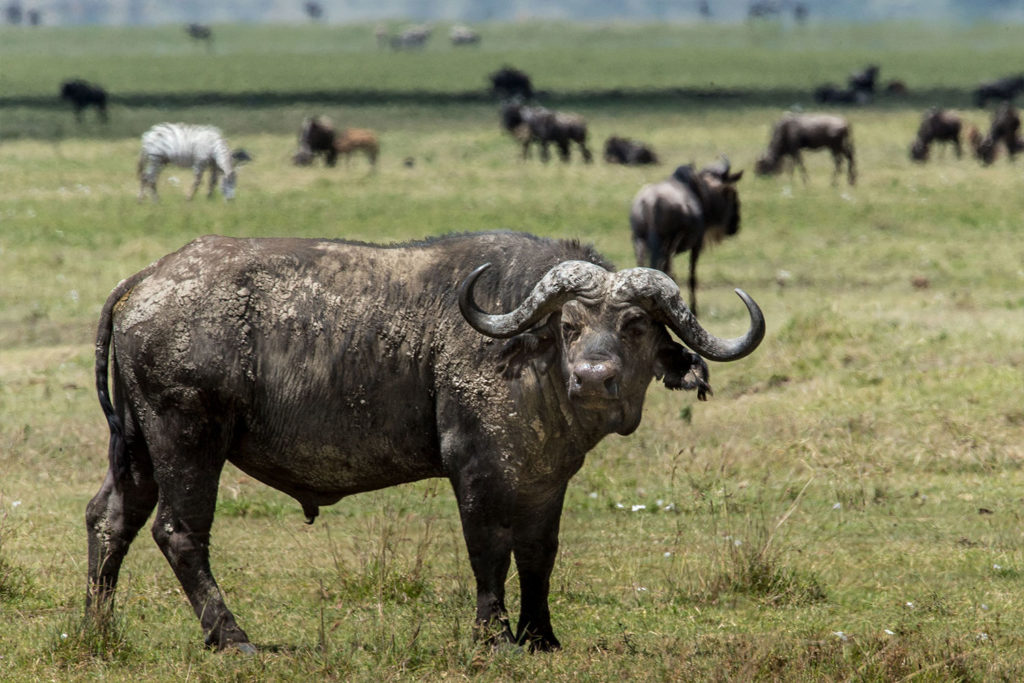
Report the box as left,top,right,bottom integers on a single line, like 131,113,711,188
60,79,108,123
909,108,963,162
848,65,879,94
813,83,869,106
303,1,324,20
969,103,1022,165
86,230,765,653
185,23,213,48
501,102,593,163
755,112,856,185
974,74,1024,108
490,66,533,100
292,115,339,167
603,136,659,166
630,159,744,317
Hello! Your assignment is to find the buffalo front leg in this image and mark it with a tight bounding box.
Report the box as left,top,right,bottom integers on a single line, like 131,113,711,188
513,485,567,651
150,458,253,652
450,468,516,646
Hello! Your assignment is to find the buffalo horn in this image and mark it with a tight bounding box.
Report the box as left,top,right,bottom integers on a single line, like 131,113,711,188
459,260,609,339
610,268,765,362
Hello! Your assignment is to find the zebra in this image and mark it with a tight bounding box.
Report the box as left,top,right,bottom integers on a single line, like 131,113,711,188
137,123,251,201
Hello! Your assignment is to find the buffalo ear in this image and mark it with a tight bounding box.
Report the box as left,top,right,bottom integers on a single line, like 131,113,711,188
727,169,744,183
655,340,713,401
496,326,558,379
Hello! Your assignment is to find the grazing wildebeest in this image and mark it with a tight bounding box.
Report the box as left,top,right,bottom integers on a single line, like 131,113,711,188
909,108,963,162
969,103,1022,165
292,115,338,167
334,128,379,167
137,123,251,201
630,159,744,317
755,113,856,186
604,136,659,166
60,79,108,123
490,66,533,100
501,102,593,163
86,230,764,652
973,74,1024,108
450,24,480,46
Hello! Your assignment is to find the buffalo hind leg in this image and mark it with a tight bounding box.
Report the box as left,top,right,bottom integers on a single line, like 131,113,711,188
149,445,253,652
513,485,567,651
86,464,159,613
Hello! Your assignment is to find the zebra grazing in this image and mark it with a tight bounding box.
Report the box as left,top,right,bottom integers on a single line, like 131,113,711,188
137,123,250,201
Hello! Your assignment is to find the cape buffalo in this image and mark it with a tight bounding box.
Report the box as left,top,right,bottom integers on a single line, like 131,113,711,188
974,74,1024,108
755,113,856,186
490,66,533,100
292,115,338,166
630,160,744,317
86,231,764,653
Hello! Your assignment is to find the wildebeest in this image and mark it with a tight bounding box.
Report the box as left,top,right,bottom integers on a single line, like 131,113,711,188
303,1,323,20
60,79,108,123
86,230,764,652
501,102,593,163
848,64,879,94
755,113,856,185
292,115,339,167
603,136,659,166
490,66,533,100
629,160,744,317
973,74,1024,108
449,24,480,46
334,128,379,167
813,83,870,106
137,123,251,201
185,23,213,49
909,108,963,162
969,103,1022,165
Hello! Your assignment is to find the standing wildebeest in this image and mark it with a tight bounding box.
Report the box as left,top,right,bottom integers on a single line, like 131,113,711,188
755,113,856,186
909,108,963,162
490,66,533,100
501,102,593,163
137,123,250,201
292,115,338,167
86,230,764,652
974,74,1024,108
969,102,1022,165
604,136,659,166
185,23,213,50
60,79,108,123
848,65,880,94
630,160,744,317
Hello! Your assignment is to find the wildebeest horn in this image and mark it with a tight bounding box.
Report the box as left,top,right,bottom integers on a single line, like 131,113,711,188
609,268,765,362
459,260,609,339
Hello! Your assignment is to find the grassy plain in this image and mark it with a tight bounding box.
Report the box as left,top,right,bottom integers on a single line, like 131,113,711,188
1,20,1024,681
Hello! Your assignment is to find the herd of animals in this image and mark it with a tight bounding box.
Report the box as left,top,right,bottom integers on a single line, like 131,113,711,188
57,49,1023,654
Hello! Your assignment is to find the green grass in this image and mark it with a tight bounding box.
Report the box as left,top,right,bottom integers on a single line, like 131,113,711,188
2,19,1024,681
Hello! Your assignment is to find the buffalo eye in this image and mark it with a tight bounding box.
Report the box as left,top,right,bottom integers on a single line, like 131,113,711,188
561,320,580,344
620,313,650,340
